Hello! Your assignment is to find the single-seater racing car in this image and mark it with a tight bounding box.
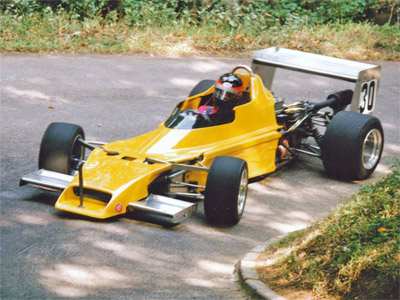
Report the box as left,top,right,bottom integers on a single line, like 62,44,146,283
20,47,384,226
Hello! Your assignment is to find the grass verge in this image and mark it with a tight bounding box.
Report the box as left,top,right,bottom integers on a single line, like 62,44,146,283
256,162,400,299
1,12,399,60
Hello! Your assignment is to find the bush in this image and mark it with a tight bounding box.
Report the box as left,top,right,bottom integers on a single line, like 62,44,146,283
1,0,398,25
259,161,400,299
1,0,398,58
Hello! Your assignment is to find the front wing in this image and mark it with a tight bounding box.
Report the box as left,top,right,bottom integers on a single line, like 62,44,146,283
20,168,197,223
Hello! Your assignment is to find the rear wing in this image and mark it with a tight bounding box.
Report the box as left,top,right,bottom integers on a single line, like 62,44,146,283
252,47,381,114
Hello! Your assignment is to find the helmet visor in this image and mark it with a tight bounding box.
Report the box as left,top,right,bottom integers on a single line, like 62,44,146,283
214,84,239,102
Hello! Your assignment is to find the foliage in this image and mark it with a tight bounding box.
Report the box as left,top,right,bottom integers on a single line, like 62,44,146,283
1,9,399,60
259,161,400,299
1,0,398,25
1,1,398,58
306,0,398,24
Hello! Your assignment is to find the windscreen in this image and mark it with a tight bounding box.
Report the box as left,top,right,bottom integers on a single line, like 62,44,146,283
165,109,235,129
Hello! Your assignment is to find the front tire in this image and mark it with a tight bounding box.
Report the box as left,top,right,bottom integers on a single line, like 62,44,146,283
38,122,85,175
204,156,248,225
321,111,384,180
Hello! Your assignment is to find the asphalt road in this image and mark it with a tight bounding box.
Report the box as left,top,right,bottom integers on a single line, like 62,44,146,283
1,54,399,300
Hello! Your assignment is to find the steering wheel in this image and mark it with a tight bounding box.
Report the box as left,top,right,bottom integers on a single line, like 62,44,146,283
231,65,254,77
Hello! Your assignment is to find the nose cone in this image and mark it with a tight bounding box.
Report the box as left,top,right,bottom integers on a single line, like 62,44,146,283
54,149,172,219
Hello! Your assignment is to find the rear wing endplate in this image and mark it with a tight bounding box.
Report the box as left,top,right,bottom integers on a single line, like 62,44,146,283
252,47,381,114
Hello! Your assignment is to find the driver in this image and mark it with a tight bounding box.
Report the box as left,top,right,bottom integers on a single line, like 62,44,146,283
198,73,244,115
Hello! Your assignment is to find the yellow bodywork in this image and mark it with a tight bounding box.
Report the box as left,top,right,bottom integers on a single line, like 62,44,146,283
55,73,282,218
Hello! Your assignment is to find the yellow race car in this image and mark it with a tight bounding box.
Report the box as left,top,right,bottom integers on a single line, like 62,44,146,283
20,48,384,226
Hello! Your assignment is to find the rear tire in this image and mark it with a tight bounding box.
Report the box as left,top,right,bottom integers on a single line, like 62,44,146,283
39,122,85,175
321,111,384,180
188,80,214,97
204,156,248,225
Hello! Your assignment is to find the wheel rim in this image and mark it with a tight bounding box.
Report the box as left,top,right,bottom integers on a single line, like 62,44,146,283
237,168,248,215
362,129,382,170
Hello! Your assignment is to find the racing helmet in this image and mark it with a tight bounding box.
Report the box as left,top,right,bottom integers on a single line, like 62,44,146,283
213,73,243,109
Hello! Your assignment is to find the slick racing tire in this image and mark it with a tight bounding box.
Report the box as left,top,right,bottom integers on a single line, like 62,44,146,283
321,111,384,181
188,80,215,97
39,122,85,175
204,156,248,225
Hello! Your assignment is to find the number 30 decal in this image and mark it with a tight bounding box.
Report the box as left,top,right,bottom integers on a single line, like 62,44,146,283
359,79,377,114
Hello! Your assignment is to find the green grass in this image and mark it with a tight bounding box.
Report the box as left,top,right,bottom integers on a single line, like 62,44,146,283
257,162,400,299
1,12,399,60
